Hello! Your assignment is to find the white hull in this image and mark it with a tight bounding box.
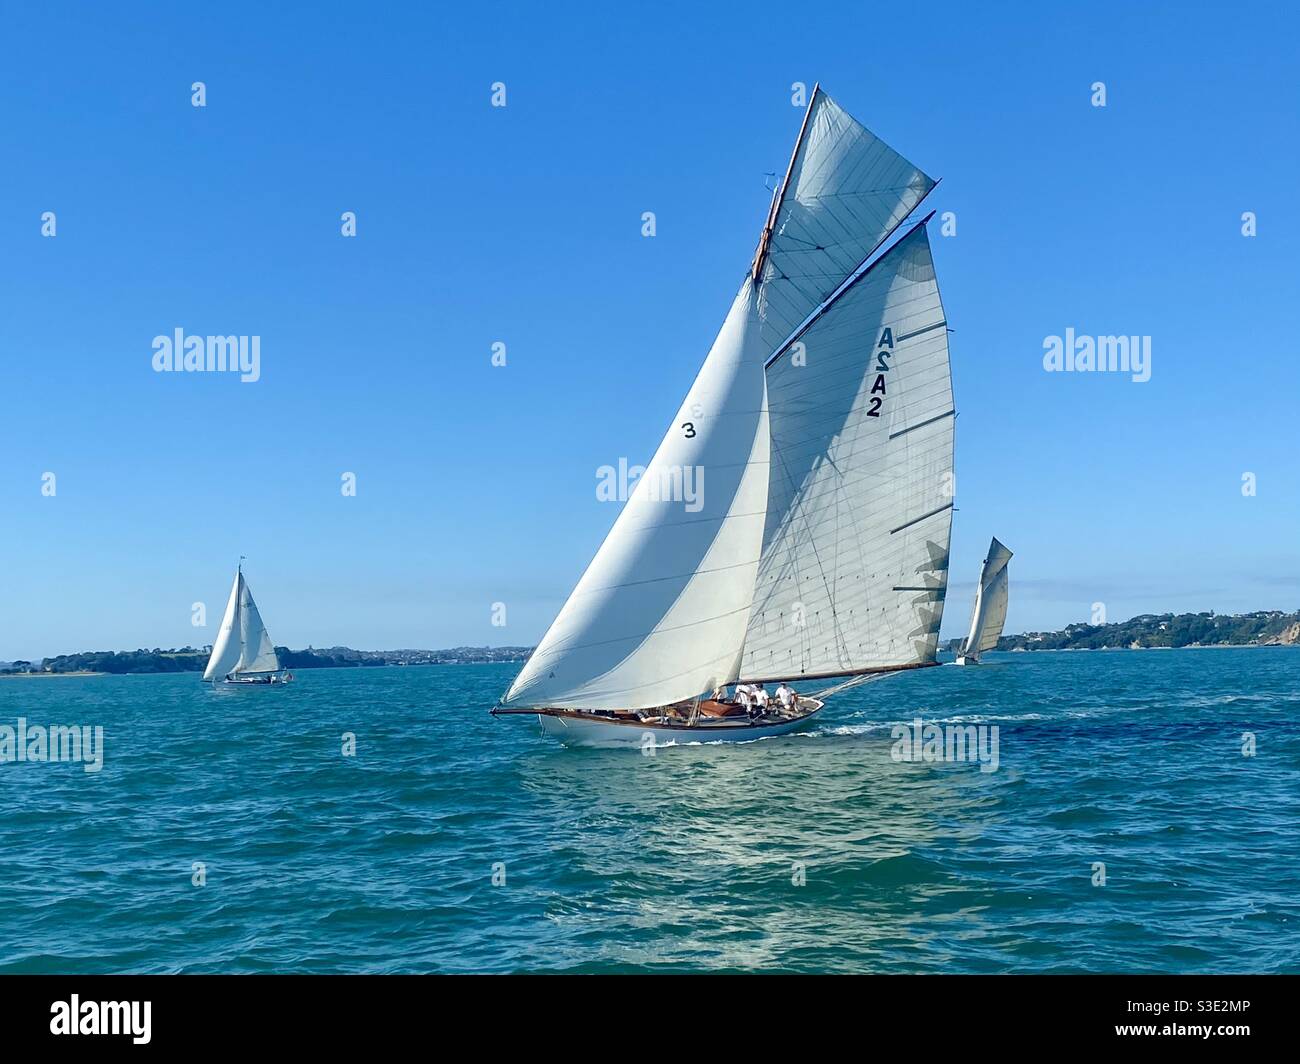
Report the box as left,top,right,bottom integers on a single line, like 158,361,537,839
533,700,824,747
955,655,977,666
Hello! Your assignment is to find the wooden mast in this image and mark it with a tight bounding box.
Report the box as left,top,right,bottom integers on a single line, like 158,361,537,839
750,82,820,282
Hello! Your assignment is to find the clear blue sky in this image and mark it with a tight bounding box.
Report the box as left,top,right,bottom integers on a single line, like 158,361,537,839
2,1,1297,660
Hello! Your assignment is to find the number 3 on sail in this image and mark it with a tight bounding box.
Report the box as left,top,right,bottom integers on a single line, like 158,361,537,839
492,85,956,746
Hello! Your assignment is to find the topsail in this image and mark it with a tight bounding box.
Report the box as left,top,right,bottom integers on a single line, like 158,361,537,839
503,88,949,711
752,85,936,355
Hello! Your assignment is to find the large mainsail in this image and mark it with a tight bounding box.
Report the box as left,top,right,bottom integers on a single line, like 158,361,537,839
740,221,954,682
752,86,936,355
961,538,1013,660
202,568,281,680
501,279,771,711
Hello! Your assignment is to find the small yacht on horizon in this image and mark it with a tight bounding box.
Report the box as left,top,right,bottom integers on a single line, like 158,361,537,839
203,560,293,685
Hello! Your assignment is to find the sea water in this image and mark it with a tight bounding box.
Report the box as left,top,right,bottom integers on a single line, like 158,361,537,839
0,647,1296,973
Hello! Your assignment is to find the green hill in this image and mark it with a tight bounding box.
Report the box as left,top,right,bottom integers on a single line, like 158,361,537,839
950,610,1300,652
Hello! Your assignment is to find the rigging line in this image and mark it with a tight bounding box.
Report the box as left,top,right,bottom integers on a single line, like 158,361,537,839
742,659,938,688
809,671,890,700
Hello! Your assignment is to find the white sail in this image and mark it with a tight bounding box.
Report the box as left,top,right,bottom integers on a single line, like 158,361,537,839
202,571,244,681
202,568,281,680
977,568,1009,652
961,538,1013,660
501,279,771,711
740,222,954,682
753,87,936,355
235,575,280,673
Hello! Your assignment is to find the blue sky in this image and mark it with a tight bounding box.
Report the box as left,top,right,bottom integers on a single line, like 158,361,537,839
1,1,1297,660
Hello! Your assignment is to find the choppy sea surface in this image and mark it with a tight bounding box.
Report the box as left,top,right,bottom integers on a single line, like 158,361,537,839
1,647,1297,973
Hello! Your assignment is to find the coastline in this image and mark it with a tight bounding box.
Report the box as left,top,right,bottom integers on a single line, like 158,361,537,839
0,671,107,679
998,642,1298,653
0,661,526,679
4,645,1292,679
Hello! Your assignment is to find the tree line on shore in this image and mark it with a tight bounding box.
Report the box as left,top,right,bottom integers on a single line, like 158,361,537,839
945,610,1300,652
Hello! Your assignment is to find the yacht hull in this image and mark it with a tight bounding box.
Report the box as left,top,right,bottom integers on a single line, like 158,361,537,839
530,699,825,747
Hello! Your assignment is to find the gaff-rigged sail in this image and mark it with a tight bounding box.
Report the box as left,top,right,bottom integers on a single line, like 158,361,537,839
752,86,936,356
961,538,1013,660
500,279,771,711
740,222,954,682
503,88,947,710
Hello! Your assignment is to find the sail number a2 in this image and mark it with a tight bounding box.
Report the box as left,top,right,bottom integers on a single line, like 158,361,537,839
867,327,893,417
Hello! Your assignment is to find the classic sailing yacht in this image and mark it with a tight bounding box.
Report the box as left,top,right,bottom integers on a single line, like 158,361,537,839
202,561,292,685
956,538,1013,665
493,86,955,744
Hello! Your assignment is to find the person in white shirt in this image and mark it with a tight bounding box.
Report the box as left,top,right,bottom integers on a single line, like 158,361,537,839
753,683,770,709
775,682,795,710
735,684,753,711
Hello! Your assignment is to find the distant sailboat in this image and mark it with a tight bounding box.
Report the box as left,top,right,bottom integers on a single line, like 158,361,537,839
493,86,954,744
203,562,292,685
956,538,1013,665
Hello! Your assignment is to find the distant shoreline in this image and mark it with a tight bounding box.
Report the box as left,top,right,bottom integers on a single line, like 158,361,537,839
2,645,532,678
0,660,526,679
0,670,106,679
8,613,1297,677
994,642,1298,653
3,645,1295,682
944,609,1300,655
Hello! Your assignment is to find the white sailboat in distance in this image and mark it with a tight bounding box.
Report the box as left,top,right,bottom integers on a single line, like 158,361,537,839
956,538,1013,666
493,85,955,745
203,561,293,685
